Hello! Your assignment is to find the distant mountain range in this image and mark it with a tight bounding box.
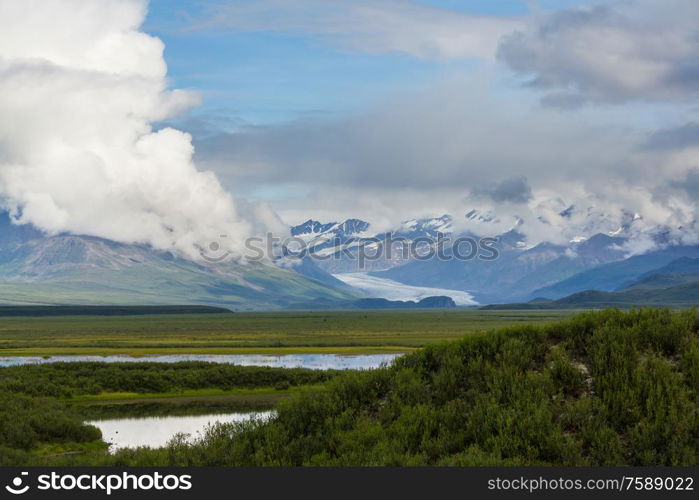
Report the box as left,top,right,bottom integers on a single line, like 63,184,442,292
291,212,629,302
1,204,698,310
291,208,699,308
376,231,633,304
290,215,455,273
0,212,359,309
482,257,699,309
528,247,699,300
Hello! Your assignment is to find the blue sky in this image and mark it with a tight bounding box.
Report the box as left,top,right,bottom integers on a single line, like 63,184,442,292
144,0,598,128
140,0,698,232
1,0,695,256
144,0,505,127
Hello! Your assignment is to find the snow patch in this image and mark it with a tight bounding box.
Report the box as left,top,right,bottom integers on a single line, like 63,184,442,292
333,273,477,306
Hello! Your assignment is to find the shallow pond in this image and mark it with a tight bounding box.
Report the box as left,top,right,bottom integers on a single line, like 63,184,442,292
0,353,400,370
87,411,274,452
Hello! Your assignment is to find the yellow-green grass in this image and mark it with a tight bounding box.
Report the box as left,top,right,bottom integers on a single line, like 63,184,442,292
0,345,414,356
34,441,109,457
67,385,325,405
0,309,574,356
67,386,328,419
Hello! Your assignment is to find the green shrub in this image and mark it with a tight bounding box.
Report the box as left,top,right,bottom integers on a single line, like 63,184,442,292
5,308,699,466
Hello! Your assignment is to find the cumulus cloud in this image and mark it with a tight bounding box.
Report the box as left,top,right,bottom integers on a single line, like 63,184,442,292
188,0,699,249
0,0,267,258
497,0,699,105
194,0,520,60
5,0,693,258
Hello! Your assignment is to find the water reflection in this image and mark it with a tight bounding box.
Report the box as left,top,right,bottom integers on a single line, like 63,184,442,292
87,411,274,452
0,353,400,370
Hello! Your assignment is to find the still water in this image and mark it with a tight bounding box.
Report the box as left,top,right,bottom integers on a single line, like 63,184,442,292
0,353,399,370
87,411,274,452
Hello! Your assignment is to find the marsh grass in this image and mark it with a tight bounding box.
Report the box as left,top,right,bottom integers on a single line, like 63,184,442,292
0,310,572,355
2,308,696,466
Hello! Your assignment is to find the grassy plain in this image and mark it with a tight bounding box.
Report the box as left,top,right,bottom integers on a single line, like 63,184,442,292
0,308,576,464
2,308,695,466
69,386,326,419
0,309,574,356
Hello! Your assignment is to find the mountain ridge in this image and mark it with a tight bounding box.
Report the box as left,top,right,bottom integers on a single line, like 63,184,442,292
0,213,360,309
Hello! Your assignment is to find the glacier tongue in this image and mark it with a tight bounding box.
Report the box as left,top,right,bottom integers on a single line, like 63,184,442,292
332,273,477,306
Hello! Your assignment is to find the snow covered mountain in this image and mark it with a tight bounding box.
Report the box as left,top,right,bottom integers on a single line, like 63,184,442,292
291,218,370,241
290,218,371,256
394,214,453,239
290,214,459,274
293,203,699,305
1,201,695,310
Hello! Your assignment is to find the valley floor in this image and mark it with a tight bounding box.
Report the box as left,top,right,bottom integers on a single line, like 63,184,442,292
0,308,696,466
0,309,573,356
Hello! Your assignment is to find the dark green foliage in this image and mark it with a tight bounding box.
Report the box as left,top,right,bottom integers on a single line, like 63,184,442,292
0,362,336,398
134,308,695,466
4,308,699,466
0,362,337,465
483,281,699,309
0,391,101,453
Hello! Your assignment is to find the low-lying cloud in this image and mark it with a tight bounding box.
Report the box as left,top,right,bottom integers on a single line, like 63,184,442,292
197,74,699,246
194,0,520,60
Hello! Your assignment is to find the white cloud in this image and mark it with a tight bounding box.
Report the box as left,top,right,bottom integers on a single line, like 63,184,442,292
196,0,521,60
198,74,699,247
0,0,270,258
3,0,695,261
498,0,699,105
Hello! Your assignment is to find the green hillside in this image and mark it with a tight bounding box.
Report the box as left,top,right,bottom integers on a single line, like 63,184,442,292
164,309,698,466
0,305,231,317
0,234,359,309
530,247,699,300
619,257,699,291
622,273,699,291
11,308,697,466
483,281,699,310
